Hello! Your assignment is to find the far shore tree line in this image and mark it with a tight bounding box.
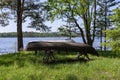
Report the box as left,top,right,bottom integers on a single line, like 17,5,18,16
0,32,79,37
0,0,120,52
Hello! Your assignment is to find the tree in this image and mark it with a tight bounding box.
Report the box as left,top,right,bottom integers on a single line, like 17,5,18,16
96,0,120,51
0,0,49,51
0,0,12,27
104,7,120,52
46,0,97,46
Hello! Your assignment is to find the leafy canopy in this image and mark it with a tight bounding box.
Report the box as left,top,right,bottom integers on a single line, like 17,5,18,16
105,7,120,52
47,0,96,46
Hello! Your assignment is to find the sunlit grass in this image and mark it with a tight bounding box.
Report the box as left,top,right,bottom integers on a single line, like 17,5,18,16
0,51,120,80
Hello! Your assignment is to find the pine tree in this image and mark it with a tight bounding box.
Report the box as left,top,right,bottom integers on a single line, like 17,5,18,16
96,0,120,51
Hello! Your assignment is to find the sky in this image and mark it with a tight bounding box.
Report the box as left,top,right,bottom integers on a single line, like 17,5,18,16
0,19,64,33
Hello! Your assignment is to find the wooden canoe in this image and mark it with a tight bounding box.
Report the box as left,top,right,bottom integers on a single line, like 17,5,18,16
25,41,98,56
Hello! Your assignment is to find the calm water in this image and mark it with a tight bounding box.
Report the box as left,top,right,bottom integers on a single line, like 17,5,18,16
0,37,100,54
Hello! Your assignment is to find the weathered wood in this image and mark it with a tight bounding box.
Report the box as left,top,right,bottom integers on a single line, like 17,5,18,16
26,41,96,52
25,41,99,61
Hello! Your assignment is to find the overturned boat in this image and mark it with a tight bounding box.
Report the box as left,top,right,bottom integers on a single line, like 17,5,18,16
25,40,99,62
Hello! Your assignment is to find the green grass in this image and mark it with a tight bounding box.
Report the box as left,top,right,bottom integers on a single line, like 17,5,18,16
0,51,120,80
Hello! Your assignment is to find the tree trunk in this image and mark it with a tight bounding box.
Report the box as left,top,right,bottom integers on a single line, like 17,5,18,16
86,26,93,46
92,0,97,46
83,14,93,46
17,0,23,51
74,20,87,44
104,0,107,51
72,15,87,44
100,27,103,51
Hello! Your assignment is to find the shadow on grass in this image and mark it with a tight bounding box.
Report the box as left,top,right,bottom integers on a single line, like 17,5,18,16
0,53,16,66
0,53,37,67
0,53,96,67
65,74,79,80
98,51,120,58
0,60,13,66
44,57,95,65
1,50,119,67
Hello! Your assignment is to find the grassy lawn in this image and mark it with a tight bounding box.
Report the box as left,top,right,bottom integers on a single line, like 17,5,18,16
0,51,120,80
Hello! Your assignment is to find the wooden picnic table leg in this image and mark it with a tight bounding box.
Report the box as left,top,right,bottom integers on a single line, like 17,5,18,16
77,52,90,60
42,50,55,63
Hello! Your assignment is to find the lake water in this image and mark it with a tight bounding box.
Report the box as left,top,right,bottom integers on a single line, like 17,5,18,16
0,37,101,54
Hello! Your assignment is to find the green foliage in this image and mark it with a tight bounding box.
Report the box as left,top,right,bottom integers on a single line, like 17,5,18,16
110,7,120,26
58,26,79,37
104,7,120,52
104,27,120,52
47,0,94,22
47,0,97,45
0,0,14,26
96,0,119,31
96,0,120,50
